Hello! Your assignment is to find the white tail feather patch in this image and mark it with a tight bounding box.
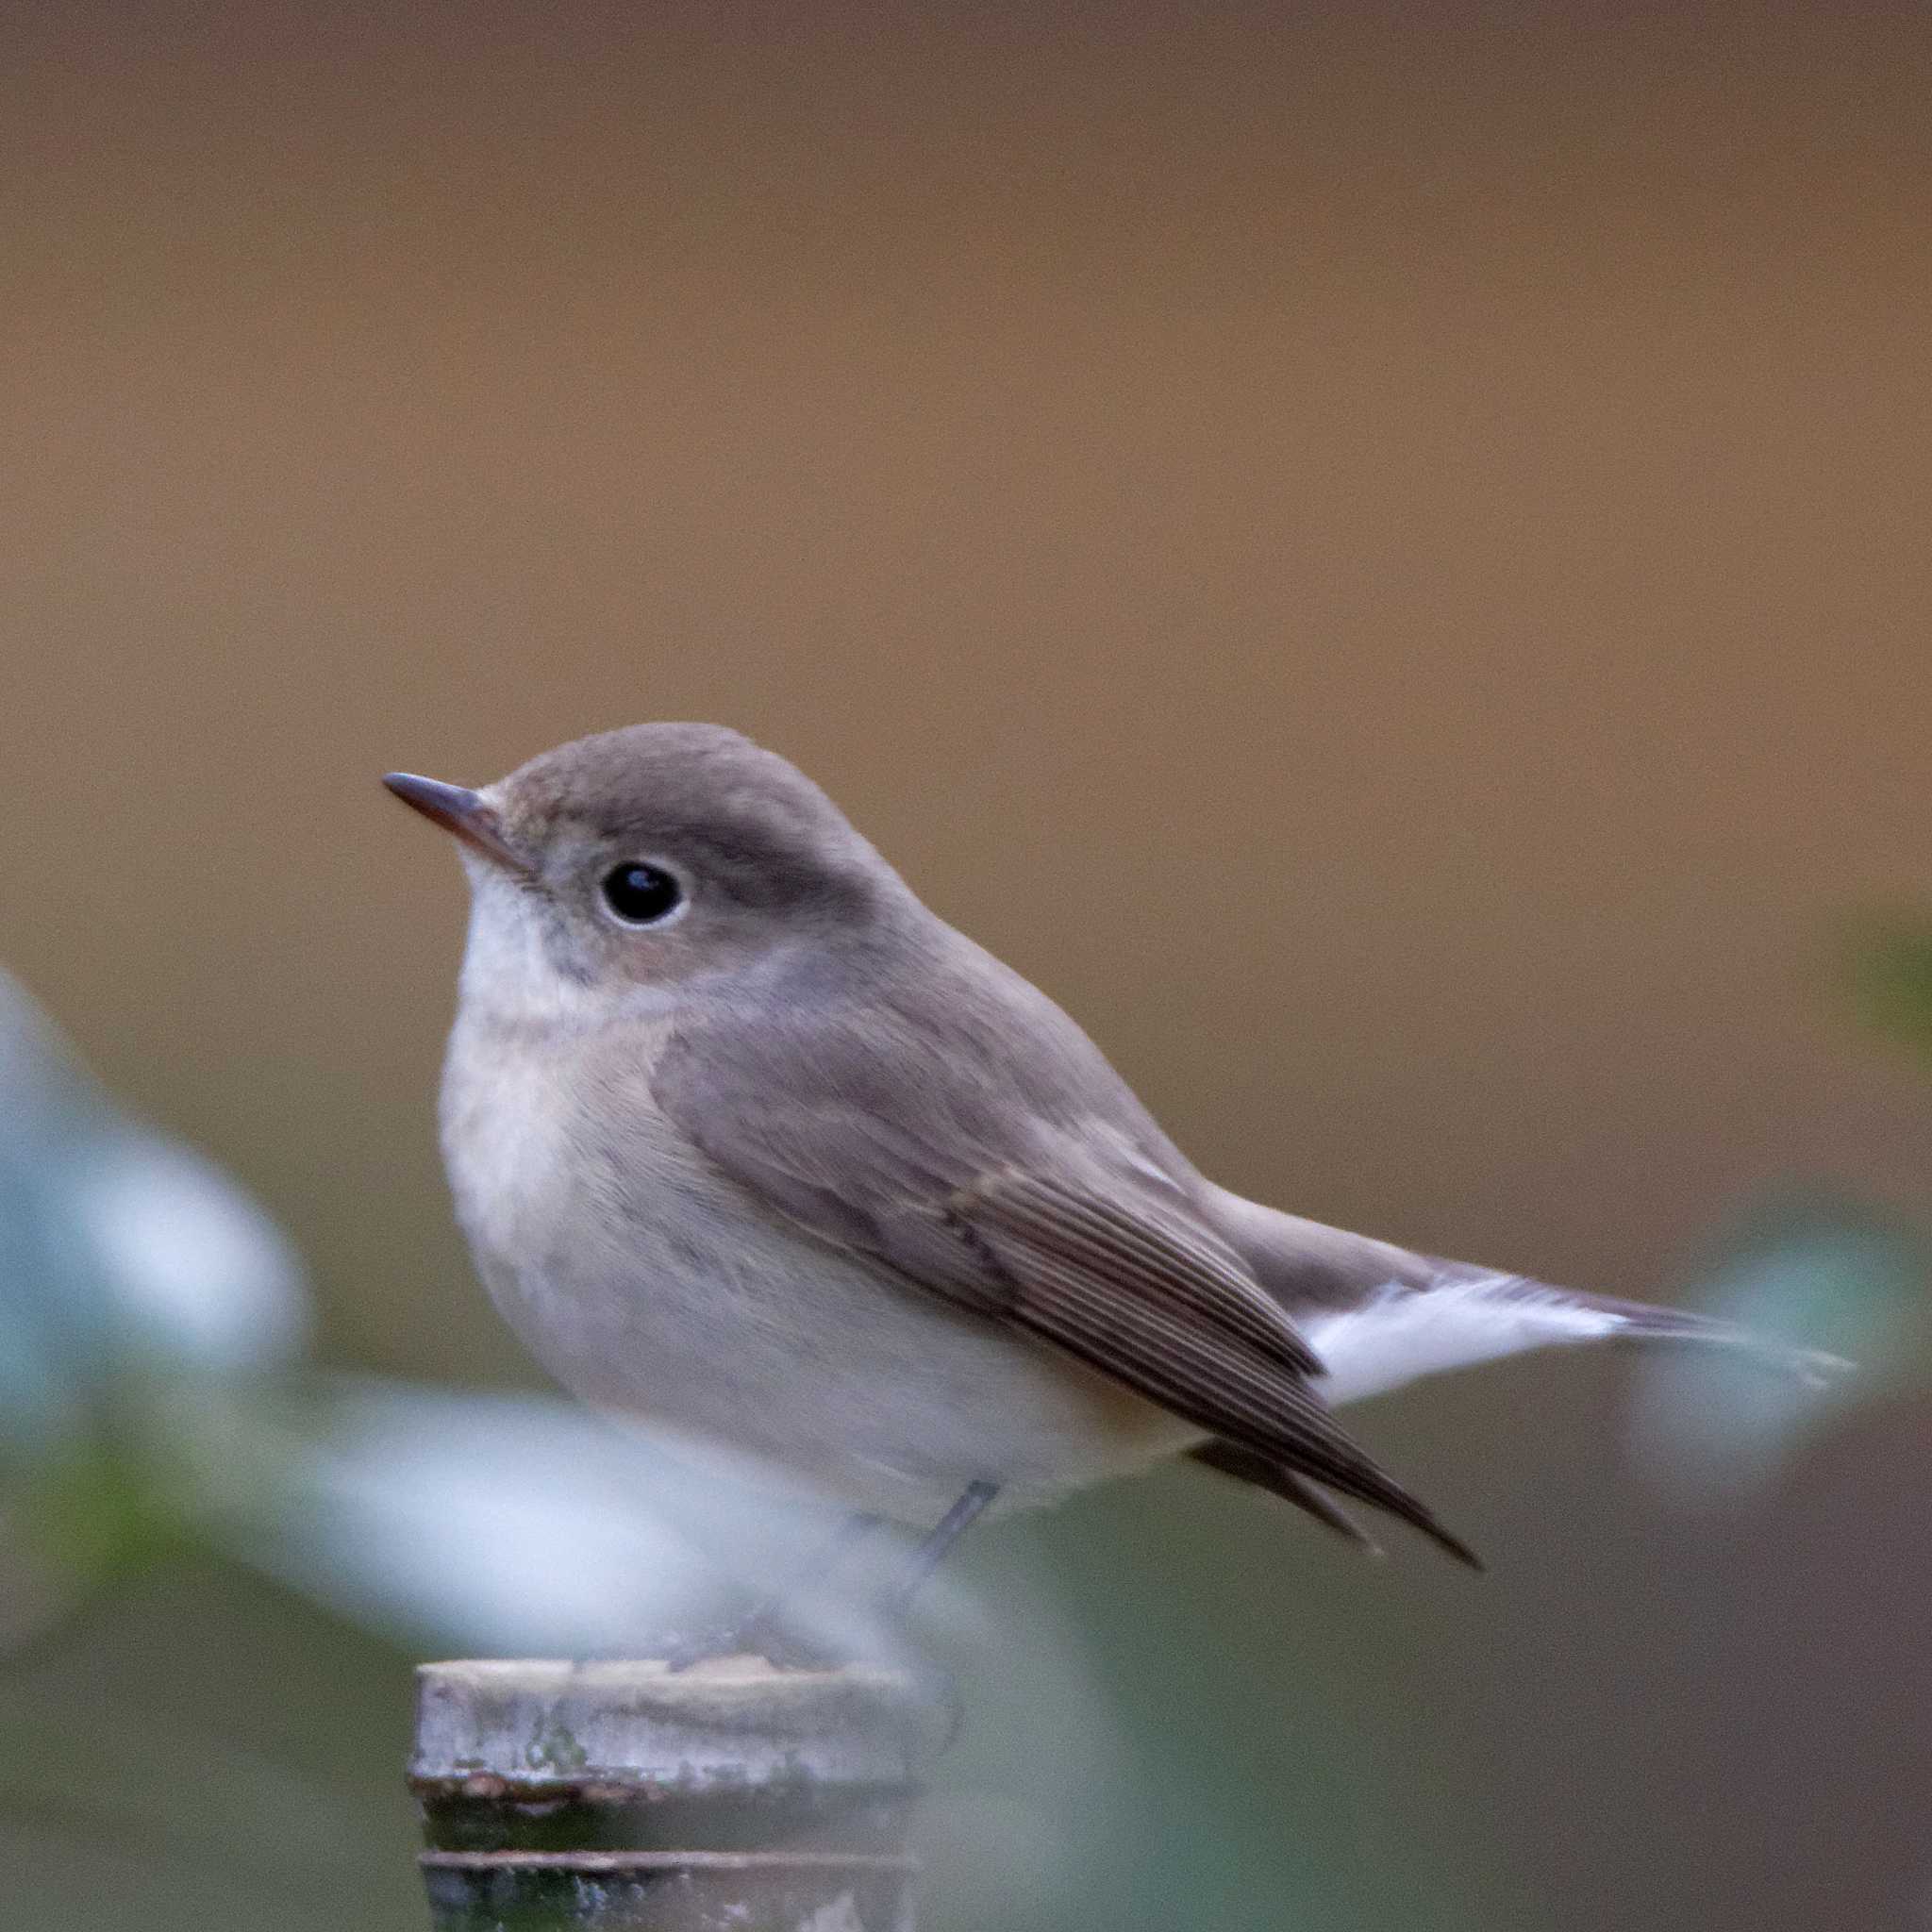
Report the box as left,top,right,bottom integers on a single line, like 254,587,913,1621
1307,1275,1624,1407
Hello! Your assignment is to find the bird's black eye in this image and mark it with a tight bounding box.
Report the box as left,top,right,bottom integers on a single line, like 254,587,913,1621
599,862,683,926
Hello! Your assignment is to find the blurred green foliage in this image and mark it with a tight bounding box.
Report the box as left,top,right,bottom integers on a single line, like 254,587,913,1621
1843,913,1932,1062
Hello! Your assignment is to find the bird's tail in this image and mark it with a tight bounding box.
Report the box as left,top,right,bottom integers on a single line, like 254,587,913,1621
1545,1285,1850,1387
1296,1265,1852,1409
1193,1278,1848,1566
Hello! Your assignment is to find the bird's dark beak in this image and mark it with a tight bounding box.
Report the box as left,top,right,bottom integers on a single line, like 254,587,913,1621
383,773,530,874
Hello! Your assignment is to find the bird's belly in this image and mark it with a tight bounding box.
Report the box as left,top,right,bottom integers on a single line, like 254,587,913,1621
482,1213,1192,1523
441,1039,1194,1522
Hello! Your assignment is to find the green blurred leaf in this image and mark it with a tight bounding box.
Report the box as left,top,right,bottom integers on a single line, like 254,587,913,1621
10,1439,190,1590
1842,912,1932,1059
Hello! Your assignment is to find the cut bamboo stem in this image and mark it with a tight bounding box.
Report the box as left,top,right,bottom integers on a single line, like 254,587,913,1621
409,1657,956,1931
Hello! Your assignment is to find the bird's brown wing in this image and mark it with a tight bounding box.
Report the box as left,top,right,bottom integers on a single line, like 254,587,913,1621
655,986,1477,1564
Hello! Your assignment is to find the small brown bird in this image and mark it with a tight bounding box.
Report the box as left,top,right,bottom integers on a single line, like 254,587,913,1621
386,723,1839,1582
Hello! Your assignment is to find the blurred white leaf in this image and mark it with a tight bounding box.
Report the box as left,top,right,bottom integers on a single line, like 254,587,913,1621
208,1376,726,1654
1629,1210,1923,1504
0,969,311,1425
71,1136,309,1374
0,970,100,1141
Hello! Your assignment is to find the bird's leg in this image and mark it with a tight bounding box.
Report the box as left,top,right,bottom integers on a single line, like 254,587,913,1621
664,1511,883,1672
879,1480,1001,1613
668,1485,1000,1669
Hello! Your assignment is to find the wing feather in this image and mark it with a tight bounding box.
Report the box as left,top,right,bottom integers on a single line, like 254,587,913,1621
953,1166,1323,1376
1188,1441,1382,1555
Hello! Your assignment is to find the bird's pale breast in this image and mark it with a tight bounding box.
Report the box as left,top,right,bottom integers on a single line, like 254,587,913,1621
439,1010,1198,1523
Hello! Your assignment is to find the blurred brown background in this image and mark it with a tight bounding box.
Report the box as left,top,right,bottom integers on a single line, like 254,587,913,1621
3,5,1929,1927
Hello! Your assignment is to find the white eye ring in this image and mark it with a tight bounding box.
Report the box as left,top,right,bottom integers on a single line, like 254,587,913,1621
597,862,686,927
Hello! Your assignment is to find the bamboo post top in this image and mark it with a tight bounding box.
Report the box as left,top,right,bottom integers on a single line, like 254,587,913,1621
409,1657,957,1931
